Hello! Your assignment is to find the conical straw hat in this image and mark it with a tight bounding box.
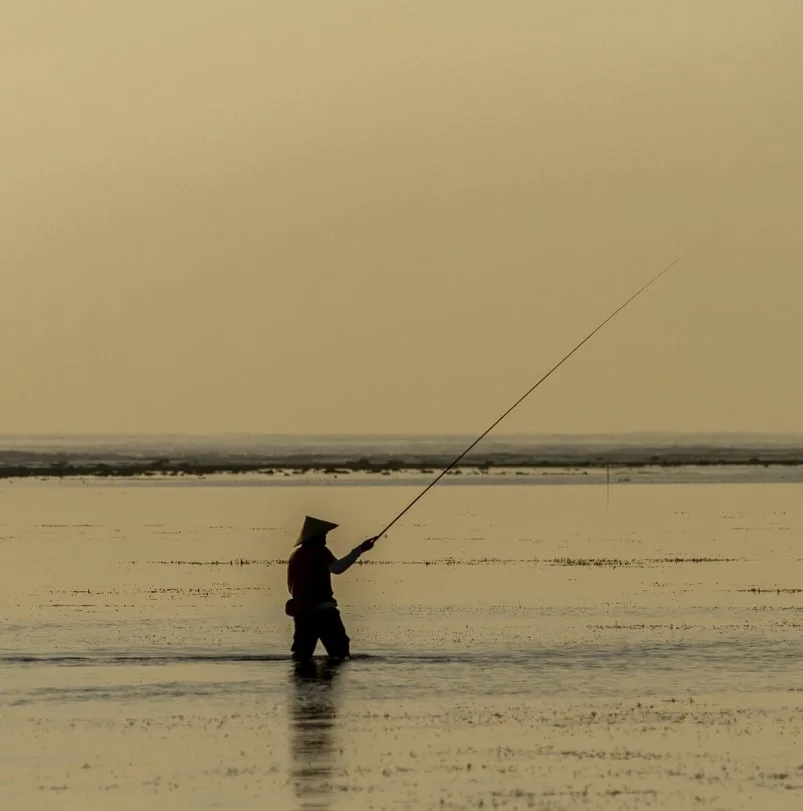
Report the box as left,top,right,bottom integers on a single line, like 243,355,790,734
295,516,339,546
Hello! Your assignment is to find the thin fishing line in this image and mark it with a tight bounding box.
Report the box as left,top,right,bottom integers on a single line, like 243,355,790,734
374,239,704,540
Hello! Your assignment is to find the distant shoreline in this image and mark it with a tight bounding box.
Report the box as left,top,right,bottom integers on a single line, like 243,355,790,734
2,455,803,480
3,434,803,479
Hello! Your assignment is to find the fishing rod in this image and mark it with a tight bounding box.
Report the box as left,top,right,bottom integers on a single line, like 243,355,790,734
374,241,703,540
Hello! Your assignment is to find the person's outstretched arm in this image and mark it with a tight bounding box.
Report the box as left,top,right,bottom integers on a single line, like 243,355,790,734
329,537,377,575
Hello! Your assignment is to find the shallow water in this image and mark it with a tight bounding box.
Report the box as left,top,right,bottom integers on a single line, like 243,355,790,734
1,475,801,809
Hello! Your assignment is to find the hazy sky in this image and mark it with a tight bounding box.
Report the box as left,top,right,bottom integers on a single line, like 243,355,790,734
3,2,801,435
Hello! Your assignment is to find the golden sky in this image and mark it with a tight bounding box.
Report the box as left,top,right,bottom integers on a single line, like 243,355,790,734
2,2,801,435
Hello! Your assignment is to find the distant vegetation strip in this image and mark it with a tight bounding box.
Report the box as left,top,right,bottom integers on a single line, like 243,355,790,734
2,446,803,479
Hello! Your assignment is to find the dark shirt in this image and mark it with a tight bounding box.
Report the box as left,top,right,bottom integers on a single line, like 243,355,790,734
287,544,336,609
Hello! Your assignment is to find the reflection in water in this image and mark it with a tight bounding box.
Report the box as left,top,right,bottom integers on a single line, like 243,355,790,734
289,659,344,811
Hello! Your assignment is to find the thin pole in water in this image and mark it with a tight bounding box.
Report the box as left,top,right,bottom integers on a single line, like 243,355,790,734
374,240,704,540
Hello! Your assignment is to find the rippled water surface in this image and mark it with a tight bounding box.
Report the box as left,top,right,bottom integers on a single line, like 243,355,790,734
1,475,801,810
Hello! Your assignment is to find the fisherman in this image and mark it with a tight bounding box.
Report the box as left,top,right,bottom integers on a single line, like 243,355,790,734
286,516,377,661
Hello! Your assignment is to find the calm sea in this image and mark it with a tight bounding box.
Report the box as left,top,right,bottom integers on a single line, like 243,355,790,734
1,473,801,810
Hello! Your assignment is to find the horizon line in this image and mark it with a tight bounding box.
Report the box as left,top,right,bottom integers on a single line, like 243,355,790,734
1,430,803,440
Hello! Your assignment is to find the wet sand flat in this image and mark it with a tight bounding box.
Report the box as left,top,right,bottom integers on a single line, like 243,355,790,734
1,475,801,809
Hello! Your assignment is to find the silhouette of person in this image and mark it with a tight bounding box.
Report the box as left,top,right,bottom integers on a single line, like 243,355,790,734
289,658,343,811
286,516,376,661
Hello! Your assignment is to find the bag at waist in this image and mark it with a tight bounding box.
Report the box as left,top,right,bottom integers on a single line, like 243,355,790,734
285,598,338,617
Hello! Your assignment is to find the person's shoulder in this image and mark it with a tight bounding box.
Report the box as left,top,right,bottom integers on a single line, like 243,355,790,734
322,546,335,562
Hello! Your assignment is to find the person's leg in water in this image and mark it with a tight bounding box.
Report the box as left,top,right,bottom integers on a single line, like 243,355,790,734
318,609,351,659
291,613,319,662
